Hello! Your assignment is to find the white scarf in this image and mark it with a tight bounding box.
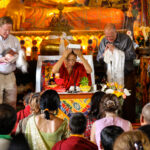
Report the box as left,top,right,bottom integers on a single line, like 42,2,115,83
104,48,125,86
16,49,28,73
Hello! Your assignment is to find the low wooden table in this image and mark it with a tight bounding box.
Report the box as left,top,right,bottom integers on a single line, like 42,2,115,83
57,92,94,121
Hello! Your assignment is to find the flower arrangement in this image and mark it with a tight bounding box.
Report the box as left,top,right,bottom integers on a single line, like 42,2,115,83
134,26,150,47
140,26,150,41
101,82,131,105
135,31,144,47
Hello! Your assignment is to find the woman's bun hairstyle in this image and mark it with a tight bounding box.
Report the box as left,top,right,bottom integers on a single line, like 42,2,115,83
101,94,119,112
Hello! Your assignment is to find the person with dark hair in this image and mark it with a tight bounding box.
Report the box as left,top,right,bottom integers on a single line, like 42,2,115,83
91,94,132,150
0,16,27,108
84,91,105,140
100,125,124,150
69,112,87,134
52,48,92,90
25,90,68,150
16,92,41,134
138,125,150,141
113,130,150,150
0,104,17,150
52,112,98,150
12,92,32,134
8,133,30,150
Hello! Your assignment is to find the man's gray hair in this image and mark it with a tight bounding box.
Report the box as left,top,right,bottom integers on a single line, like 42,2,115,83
104,23,116,31
142,103,150,124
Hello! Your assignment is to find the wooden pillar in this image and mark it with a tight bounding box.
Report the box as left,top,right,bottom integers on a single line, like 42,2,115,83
141,0,148,26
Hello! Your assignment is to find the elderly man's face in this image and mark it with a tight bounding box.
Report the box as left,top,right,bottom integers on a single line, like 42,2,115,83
65,53,76,69
0,24,12,40
104,29,117,43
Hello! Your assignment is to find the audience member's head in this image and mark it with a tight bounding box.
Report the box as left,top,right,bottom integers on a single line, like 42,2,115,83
23,92,33,106
140,103,150,125
113,130,150,150
29,92,41,114
139,124,150,141
100,94,120,114
8,133,30,150
69,112,87,134
100,125,124,150
0,104,16,134
88,91,105,120
40,90,60,120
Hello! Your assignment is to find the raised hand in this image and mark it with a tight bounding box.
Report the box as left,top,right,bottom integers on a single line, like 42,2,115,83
106,43,115,52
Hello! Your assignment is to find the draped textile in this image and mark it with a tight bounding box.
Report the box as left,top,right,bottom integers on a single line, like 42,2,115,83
16,105,30,122
12,105,30,134
16,114,33,134
52,136,98,150
25,116,68,150
0,7,124,30
64,7,124,30
59,62,91,90
104,48,125,86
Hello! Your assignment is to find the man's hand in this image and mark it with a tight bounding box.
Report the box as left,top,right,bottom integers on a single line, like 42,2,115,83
0,57,9,63
105,43,115,52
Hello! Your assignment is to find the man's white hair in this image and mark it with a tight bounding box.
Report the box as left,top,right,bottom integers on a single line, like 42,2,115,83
142,103,150,124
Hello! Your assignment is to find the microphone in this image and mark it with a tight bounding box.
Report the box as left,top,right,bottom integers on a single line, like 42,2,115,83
73,66,78,93
74,80,77,93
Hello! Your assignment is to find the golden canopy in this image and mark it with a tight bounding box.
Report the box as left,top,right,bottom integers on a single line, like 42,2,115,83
0,0,125,30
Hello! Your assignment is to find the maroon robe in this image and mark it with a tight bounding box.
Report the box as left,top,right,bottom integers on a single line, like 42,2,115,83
52,136,98,150
59,62,91,90
11,105,30,134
